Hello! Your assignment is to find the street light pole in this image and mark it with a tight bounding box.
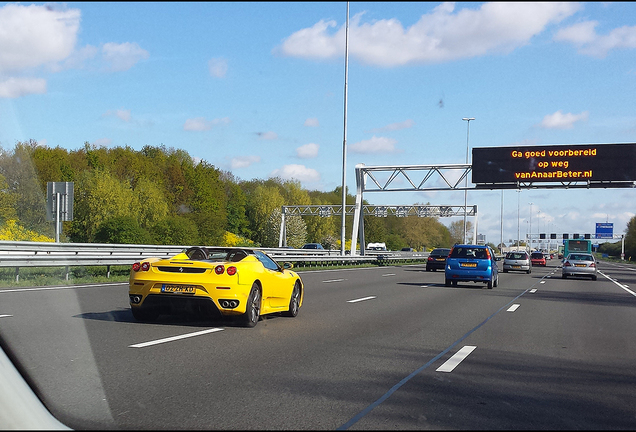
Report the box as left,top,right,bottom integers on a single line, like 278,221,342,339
462,117,474,244
340,2,349,256
516,190,520,249
537,210,541,250
528,202,533,251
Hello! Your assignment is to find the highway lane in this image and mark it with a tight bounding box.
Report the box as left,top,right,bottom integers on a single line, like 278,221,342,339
0,261,635,429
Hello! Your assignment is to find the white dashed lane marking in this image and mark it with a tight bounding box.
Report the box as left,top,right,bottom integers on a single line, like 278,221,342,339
436,346,477,372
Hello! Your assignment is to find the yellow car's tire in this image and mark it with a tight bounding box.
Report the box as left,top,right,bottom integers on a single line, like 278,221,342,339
282,282,301,318
241,283,261,328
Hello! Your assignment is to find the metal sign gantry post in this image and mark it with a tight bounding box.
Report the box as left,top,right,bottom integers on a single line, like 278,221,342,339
279,203,477,253
351,163,478,255
46,182,74,243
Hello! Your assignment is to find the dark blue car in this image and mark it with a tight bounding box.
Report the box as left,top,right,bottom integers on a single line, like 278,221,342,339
444,244,500,289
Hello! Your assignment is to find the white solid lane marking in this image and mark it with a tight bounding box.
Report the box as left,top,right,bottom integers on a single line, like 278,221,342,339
0,283,126,294
507,304,520,312
347,296,376,303
530,289,537,293
436,346,477,372
599,271,636,297
323,279,346,283
382,274,396,277
0,314,12,318
129,328,224,348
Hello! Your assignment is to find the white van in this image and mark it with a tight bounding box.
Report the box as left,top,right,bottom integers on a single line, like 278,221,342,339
367,242,387,251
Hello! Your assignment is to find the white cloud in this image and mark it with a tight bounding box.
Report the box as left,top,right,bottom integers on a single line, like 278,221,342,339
349,136,399,154
102,42,149,72
539,110,589,129
304,117,319,127
0,77,46,98
296,143,319,159
367,119,414,133
102,109,132,122
270,164,321,183
257,131,278,140
208,57,228,78
276,2,580,67
184,117,230,131
0,4,80,73
555,20,636,58
231,155,261,169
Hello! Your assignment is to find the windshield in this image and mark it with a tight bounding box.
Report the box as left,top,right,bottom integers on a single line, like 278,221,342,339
1,2,636,431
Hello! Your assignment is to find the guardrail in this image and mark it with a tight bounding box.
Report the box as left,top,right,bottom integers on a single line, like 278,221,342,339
0,241,429,282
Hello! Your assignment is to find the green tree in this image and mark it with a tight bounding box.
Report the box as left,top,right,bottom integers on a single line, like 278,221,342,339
624,216,636,260
266,208,307,248
449,220,473,245
149,216,199,246
245,184,285,246
183,161,227,245
0,141,51,236
68,169,139,242
0,174,17,225
133,177,169,228
93,216,152,244
221,171,250,238
363,215,388,245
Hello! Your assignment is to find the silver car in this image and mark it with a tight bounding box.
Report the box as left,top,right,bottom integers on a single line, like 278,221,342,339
561,253,597,280
503,251,531,274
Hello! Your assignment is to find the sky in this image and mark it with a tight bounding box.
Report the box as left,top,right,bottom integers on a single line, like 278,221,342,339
0,1,635,247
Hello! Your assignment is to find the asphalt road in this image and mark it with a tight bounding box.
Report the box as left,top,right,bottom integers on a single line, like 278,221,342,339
1,260,635,430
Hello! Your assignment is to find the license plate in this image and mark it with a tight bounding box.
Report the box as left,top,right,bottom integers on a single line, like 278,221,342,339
161,284,196,293
461,263,477,267
575,264,586,267
436,258,444,261
512,265,521,269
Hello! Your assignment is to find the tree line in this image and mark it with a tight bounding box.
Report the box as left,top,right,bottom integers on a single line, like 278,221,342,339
2,140,632,257
0,140,464,251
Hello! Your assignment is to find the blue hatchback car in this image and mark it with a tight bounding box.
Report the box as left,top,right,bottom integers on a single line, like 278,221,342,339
444,244,500,289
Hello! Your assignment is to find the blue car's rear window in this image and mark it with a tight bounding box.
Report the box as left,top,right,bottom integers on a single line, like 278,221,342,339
449,247,488,259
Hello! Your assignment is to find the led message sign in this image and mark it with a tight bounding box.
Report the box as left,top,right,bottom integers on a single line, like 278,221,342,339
472,143,636,184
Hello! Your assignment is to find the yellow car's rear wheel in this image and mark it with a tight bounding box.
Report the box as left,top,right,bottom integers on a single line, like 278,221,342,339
282,282,300,318
241,283,261,327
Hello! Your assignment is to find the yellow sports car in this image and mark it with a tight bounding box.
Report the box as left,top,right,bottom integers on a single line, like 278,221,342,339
128,246,303,327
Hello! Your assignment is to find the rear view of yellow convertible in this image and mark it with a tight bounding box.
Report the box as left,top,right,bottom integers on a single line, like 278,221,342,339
129,247,303,327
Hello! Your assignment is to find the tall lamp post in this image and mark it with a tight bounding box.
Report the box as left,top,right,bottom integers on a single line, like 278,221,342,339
516,190,520,249
340,2,350,256
462,117,475,244
537,210,541,250
528,202,533,251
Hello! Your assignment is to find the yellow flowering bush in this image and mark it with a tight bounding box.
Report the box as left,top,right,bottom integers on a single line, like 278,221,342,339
0,220,54,242
222,231,256,247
